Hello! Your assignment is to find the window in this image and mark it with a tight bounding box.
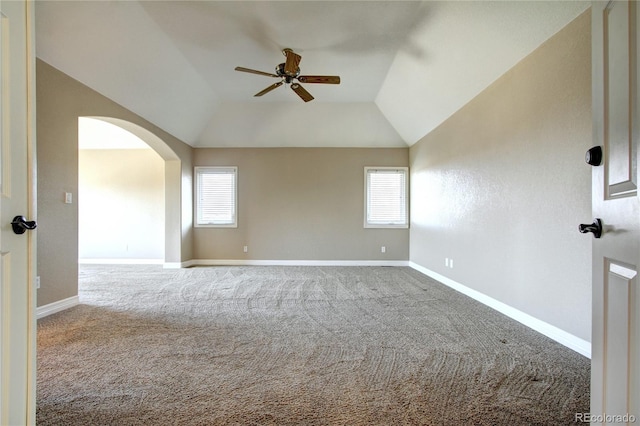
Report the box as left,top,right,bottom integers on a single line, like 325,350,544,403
364,167,408,228
195,167,237,227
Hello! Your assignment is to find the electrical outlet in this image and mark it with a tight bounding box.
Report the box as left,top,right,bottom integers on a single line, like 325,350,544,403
381,246,386,253
35,276,40,289
64,192,73,204
243,245,248,253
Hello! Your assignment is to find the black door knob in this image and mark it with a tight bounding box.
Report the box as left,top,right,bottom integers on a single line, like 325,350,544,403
579,218,602,238
11,215,37,235
585,146,603,166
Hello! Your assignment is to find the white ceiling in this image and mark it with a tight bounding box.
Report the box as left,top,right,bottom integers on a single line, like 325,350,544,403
35,1,589,149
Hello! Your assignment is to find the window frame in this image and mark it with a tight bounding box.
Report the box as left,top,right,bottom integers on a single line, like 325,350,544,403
194,166,238,228
364,166,409,229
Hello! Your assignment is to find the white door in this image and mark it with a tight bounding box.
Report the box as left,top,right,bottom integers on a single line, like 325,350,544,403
0,0,36,424
591,0,640,424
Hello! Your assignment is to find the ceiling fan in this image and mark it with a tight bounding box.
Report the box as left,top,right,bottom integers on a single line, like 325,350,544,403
235,48,340,102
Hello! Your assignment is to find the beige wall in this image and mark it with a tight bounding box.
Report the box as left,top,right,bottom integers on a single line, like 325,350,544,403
193,148,409,261
409,10,592,340
79,149,165,261
36,59,193,306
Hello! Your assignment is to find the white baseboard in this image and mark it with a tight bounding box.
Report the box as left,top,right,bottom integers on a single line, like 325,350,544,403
163,262,180,269
164,260,196,268
409,262,591,358
36,296,79,320
185,259,410,267
79,258,164,265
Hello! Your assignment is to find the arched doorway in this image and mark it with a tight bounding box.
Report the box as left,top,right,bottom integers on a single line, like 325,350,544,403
78,116,181,266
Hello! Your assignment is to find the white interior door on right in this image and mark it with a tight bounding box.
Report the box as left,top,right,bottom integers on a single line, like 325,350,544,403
591,0,640,424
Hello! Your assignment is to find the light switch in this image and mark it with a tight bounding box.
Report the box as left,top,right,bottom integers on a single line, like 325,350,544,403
64,192,73,204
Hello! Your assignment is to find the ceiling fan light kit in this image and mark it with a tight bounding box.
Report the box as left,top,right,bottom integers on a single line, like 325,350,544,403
235,48,340,102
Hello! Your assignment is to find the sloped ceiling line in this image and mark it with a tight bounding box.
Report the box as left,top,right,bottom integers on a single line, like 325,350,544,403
35,1,589,148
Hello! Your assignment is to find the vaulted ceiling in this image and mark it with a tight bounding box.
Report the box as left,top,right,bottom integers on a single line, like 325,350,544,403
35,1,589,148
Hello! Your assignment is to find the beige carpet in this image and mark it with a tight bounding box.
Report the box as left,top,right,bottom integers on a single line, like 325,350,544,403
37,265,589,425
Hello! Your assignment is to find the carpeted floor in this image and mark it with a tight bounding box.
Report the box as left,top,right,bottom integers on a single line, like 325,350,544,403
37,265,590,425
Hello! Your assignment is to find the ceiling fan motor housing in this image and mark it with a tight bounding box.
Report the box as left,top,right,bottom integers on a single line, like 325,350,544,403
276,63,300,80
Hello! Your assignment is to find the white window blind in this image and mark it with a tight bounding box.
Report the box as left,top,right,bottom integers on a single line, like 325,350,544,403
365,167,408,228
195,167,237,227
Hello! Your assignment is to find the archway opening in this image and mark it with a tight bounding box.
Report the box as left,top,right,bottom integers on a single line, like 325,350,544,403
78,117,181,265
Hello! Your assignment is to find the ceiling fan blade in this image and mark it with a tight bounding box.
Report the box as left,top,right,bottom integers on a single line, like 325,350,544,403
298,75,341,84
254,81,283,97
283,49,301,76
235,66,279,78
291,83,314,102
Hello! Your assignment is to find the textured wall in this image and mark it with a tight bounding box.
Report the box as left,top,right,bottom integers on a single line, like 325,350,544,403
79,149,165,261
193,148,409,261
409,10,592,340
